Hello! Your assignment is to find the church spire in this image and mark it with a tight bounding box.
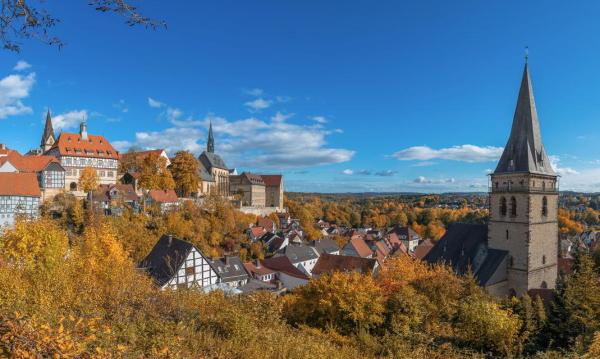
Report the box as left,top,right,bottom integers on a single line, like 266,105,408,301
494,63,555,175
41,109,55,150
207,121,215,153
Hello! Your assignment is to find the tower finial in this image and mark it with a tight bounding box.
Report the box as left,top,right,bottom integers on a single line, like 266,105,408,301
524,46,529,64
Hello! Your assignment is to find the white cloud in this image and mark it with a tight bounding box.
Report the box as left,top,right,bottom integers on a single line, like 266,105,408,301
244,98,272,111
114,99,128,113
13,60,31,71
549,155,579,176
342,169,354,175
125,127,205,155
393,145,503,163
413,176,456,184
166,107,183,121
412,161,436,167
244,88,264,97
148,97,165,108
276,95,291,103
375,170,397,177
272,111,294,123
311,116,327,124
0,72,35,119
52,110,87,130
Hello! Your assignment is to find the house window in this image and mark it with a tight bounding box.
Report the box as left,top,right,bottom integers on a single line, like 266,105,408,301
185,266,195,276
541,281,548,289
506,229,509,240
542,196,548,217
510,197,517,217
500,197,507,216
542,255,546,265
69,182,77,191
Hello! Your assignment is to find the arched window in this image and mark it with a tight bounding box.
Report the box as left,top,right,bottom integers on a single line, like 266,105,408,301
542,196,548,217
509,288,517,298
510,197,517,217
69,182,77,191
500,197,507,216
506,229,509,240
541,281,548,289
542,255,546,265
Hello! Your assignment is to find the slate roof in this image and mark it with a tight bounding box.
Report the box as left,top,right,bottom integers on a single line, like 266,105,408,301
41,110,55,146
198,164,215,182
312,253,378,276
424,223,508,286
277,243,319,264
0,173,41,197
139,235,194,287
312,238,340,255
210,256,249,283
199,151,228,171
494,64,555,175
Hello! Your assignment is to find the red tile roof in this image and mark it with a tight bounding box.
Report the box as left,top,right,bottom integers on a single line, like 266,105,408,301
257,217,275,232
148,189,178,203
262,256,309,279
350,238,373,258
312,253,377,276
414,239,435,259
244,261,276,277
0,173,40,197
260,174,282,186
251,226,266,238
51,132,119,159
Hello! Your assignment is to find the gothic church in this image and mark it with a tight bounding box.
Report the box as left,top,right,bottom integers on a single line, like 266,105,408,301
425,63,558,297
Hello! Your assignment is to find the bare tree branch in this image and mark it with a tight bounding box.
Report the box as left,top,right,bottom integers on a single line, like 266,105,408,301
0,0,165,52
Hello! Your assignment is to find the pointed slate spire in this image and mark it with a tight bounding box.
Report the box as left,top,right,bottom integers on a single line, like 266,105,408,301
207,121,215,153
494,64,555,175
41,109,55,147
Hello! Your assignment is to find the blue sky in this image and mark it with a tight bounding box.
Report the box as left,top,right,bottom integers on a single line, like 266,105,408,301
1,1,600,192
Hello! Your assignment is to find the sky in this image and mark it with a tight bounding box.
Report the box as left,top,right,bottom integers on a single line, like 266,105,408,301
1,1,600,193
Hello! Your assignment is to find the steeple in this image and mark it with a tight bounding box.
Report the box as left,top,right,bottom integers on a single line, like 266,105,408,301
207,121,215,153
41,109,55,151
494,63,555,175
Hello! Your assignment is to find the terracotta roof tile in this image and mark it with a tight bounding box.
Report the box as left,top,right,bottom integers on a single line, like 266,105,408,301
148,189,178,203
0,173,40,197
312,253,377,276
260,174,282,186
350,238,373,258
50,132,119,159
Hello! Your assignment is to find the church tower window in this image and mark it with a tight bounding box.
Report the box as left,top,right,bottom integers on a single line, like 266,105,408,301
542,196,548,217
510,197,517,217
500,197,507,216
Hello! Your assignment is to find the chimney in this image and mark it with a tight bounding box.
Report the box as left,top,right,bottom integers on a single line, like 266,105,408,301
0,144,5,150
80,121,88,140
167,234,173,247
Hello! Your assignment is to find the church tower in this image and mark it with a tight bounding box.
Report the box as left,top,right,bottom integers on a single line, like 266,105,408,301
207,121,215,153
41,110,55,152
488,63,558,296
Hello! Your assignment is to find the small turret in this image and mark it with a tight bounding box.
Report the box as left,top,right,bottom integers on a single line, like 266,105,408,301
80,120,88,140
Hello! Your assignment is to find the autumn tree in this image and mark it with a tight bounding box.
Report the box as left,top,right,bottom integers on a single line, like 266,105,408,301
78,167,99,199
284,272,385,334
170,151,200,197
138,153,175,190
